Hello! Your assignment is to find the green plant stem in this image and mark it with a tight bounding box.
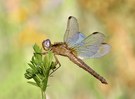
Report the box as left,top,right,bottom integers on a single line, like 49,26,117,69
41,90,46,99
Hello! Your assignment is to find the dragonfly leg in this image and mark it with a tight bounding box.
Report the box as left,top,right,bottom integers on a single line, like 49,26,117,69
49,55,61,76
54,54,61,66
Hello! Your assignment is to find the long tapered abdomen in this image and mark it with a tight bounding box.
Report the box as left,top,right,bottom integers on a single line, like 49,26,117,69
67,53,108,84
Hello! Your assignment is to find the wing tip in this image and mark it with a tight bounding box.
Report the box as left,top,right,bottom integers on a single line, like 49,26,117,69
102,43,107,44
93,32,99,34
68,16,73,19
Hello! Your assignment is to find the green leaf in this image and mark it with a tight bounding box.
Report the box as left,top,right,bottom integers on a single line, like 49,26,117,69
33,44,42,53
28,63,36,71
27,81,39,87
24,68,35,79
33,75,41,87
48,51,54,66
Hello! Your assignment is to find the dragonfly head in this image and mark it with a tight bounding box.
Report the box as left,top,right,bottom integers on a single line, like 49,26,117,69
42,39,51,51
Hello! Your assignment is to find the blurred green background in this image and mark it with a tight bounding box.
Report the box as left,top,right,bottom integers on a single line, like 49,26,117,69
0,0,135,99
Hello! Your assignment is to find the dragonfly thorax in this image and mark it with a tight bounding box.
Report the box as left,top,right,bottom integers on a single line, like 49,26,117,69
42,39,51,51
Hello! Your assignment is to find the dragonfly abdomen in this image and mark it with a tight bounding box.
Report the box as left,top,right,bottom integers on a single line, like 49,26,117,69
67,53,108,84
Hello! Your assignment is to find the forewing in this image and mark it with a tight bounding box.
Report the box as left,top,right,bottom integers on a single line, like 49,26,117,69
73,32,106,59
64,16,80,47
66,32,86,47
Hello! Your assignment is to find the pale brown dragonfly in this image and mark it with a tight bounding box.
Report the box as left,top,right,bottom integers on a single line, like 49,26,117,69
42,16,110,84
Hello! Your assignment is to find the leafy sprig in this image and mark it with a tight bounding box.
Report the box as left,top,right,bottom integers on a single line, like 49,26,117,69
24,44,57,99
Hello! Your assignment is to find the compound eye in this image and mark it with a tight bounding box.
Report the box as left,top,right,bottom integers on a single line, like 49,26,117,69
42,39,51,50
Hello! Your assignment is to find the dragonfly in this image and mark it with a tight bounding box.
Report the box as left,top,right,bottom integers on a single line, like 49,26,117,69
42,16,110,84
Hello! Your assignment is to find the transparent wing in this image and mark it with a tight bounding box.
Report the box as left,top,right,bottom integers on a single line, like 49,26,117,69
64,16,81,47
66,32,86,47
73,32,108,59
64,16,110,59
89,43,111,58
